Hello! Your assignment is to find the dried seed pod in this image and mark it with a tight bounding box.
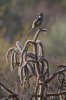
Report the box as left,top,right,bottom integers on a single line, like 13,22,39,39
6,47,17,62
10,51,15,71
16,41,23,51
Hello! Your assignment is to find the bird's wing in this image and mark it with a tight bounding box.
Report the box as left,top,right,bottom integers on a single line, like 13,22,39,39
32,16,42,29
35,16,42,26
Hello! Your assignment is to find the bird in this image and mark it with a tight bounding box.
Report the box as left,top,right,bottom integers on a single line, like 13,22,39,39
24,13,44,42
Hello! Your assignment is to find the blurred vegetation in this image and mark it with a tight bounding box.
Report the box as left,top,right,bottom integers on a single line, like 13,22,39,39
0,0,66,99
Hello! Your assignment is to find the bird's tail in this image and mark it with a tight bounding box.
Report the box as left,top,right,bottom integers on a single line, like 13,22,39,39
23,28,34,44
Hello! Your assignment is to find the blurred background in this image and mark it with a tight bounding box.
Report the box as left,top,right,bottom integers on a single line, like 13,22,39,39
0,0,66,99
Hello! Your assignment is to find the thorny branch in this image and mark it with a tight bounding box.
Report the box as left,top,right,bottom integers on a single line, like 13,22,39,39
1,27,66,100
0,81,19,100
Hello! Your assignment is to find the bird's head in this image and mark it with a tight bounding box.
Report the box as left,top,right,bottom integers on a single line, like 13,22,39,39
39,13,44,17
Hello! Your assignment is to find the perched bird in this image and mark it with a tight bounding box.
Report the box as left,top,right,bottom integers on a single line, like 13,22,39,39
24,13,44,42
